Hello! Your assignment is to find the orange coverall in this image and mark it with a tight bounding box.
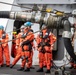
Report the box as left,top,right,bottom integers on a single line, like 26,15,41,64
11,32,24,67
0,30,10,66
21,29,34,69
36,29,56,70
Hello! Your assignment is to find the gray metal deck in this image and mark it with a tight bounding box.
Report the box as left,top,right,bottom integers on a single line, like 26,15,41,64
0,65,76,75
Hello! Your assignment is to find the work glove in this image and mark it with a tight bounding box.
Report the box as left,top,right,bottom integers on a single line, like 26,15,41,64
20,42,23,46
50,44,54,50
0,38,2,40
15,45,19,49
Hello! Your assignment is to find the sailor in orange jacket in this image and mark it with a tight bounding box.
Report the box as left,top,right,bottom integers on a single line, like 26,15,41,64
10,25,25,69
11,29,17,58
26,22,35,69
0,25,10,67
17,22,35,71
36,25,56,73
19,22,34,72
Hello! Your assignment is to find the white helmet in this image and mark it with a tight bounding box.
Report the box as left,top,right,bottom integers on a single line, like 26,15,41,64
20,25,25,29
20,25,25,32
13,26,16,32
41,24,47,29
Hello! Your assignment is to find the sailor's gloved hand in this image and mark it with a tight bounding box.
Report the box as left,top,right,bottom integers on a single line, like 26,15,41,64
50,44,54,50
0,38,2,41
20,42,23,46
15,45,19,49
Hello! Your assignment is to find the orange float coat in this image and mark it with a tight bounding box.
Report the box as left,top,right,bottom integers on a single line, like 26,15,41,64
21,29,34,69
11,32,24,66
0,30,10,66
36,29,56,70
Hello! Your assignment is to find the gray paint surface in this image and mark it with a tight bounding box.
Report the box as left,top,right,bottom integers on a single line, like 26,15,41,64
53,36,64,60
17,0,72,4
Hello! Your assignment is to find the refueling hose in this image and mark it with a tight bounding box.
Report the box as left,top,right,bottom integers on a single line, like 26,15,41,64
62,17,76,60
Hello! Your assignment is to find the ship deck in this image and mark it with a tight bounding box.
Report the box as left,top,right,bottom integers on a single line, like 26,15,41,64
0,65,76,75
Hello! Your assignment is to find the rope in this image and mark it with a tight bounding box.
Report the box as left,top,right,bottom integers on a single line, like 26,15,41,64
0,1,32,9
0,28,43,45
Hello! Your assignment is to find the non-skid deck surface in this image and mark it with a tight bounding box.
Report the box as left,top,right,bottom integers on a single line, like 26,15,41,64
0,65,45,75
0,65,76,75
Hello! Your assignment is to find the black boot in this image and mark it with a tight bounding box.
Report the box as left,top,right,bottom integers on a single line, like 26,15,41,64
36,68,43,72
43,66,46,68
24,68,30,72
17,67,24,71
69,66,74,69
6,65,10,67
74,67,76,69
45,70,50,73
0,65,4,67
10,65,14,68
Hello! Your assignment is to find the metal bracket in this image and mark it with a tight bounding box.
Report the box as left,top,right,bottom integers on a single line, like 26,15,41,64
40,4,47,29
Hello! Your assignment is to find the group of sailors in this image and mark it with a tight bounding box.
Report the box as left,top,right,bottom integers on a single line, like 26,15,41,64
0,22,57,73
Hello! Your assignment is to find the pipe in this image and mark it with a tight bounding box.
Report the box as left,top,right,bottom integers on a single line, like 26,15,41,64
0,11,63,29
0,11,33,21
62,17,76,60
0,11,10,18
